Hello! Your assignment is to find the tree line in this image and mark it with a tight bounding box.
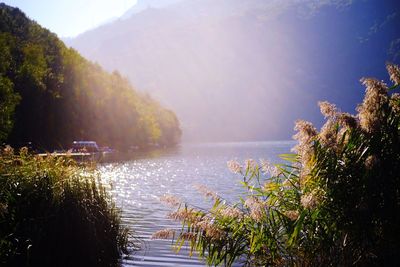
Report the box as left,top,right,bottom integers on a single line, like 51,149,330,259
0,3,181,151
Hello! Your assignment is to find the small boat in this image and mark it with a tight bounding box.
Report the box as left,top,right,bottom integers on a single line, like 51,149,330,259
70,141,102,161
37,141,102,162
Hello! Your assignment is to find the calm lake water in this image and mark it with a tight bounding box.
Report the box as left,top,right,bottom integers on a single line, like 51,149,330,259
99,141,295,266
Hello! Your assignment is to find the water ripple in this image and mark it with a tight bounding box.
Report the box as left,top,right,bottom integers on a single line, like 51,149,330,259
99,142,294,266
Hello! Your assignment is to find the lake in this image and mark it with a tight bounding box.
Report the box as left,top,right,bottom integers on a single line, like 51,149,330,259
99,141,295,266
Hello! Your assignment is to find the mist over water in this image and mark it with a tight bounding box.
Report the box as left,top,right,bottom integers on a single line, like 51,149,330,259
68,0,400,142
99,141,294,266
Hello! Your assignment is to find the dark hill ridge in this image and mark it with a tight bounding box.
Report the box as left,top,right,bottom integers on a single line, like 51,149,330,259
67,0,400,142
0,3,181,150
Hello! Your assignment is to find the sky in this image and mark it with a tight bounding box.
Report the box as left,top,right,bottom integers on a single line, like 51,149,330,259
1,0,138,37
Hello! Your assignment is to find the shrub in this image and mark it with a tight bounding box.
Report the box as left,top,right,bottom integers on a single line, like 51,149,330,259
0,148,130,267
154,63,400,266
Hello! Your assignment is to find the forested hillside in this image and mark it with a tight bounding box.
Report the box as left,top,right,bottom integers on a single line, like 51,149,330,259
0,3,181,151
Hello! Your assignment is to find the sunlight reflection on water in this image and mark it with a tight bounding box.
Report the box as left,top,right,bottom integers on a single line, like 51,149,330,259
99,141,295,266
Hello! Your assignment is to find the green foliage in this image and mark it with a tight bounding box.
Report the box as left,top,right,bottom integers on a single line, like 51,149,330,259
0,76,20,142
158,64,400,266
0,32,20,143
0,3,181,150
0,146,131,267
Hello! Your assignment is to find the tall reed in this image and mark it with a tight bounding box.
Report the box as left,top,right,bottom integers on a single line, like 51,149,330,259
0,148,130,267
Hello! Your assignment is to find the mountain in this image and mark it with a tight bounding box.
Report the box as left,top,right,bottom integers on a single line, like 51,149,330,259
67,0,400,142
121,0,183,18
0,3,181,150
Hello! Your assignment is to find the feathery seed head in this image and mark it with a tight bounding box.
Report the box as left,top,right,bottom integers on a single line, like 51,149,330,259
159,194,182,207
386,63,400,86
336,127,350,145
194,217,212,231
319,101,338,118
244,196,267,222
168,208,200,223
227,160,242,174
19,146,28,155
3,145,13,156
205,226,223,240
293,120,317,143
284,210,300,221
194,184,219,201
260,159,280,176
360,77,388,95
338,113,358,129
300,189,323,210
357,78,389,133
244,159,257,171
180,232,197,242
292,120,317,165
194,218,224,240
152,228,175,239
218,206,243,219
260,158,271,173
390,93,400,114
319,119,337,148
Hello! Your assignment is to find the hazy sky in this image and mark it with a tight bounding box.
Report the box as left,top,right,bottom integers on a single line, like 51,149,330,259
2,0,138,37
